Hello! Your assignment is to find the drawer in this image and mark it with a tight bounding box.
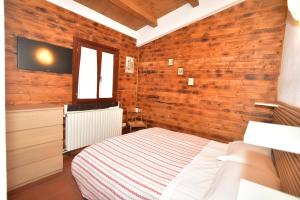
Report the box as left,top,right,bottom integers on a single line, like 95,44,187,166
6,125,63,151
7,155,63,190
7,140,63,170
6,108,63,132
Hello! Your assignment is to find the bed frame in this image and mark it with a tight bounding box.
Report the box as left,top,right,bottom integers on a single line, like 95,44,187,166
271,102,300,197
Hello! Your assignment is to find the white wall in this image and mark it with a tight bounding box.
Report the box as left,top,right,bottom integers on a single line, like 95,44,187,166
47,0,137,38
278,17,300,108
0,0,7,199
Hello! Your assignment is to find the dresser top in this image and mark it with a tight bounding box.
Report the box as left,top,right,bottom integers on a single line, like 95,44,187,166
6,104,63,112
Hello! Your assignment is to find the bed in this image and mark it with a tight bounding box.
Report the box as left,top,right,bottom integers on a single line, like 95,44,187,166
71,127,281,200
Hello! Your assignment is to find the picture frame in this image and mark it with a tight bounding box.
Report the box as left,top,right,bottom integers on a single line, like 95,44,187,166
125,56,134,73
168,58,174,66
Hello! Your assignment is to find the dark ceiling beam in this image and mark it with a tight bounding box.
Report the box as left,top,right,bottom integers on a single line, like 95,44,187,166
107,0,157,27
186,0,199,7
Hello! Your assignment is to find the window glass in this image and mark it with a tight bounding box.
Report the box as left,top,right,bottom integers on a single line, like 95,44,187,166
77,47,97,99
99,52,114,98
73,38,118,104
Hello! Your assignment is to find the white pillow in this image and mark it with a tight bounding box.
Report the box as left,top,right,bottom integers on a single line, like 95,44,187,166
226,141,271,157
217,141,278,175
217,153,277,175
204,161,280,200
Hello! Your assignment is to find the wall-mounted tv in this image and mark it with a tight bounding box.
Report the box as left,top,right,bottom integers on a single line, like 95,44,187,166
17,37,72,74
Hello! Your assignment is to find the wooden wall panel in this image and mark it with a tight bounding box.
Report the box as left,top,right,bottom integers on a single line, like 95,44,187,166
5,0,288,142
272,102,300,197
138,0,287,142
5,0,138,108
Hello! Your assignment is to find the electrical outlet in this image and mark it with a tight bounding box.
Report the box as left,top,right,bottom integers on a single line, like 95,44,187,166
178,67,184,75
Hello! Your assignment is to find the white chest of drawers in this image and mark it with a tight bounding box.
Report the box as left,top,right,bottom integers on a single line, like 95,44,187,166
6,105,63,191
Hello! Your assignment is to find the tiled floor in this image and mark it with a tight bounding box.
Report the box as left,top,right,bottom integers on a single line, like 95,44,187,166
8,155,83,200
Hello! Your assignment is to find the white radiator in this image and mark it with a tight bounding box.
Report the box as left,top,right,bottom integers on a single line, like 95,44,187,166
65,107,123,152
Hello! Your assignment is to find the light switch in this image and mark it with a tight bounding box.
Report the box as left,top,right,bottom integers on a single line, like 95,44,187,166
168,59,174,66
188,78,194,86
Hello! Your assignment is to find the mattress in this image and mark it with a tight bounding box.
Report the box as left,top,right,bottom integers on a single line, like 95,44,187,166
72,127,228,200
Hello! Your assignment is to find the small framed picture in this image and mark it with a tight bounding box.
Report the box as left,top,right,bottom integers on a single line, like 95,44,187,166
168,58,174,66
178,67,184,75
125,56,134,73
188,78,194,86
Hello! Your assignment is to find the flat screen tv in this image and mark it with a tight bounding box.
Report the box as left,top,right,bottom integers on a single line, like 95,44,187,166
17,37,72,74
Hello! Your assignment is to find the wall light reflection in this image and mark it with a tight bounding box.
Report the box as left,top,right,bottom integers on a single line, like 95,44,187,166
35,48,54,66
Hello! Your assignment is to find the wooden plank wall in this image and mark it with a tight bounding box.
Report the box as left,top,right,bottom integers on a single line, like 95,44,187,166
272,102,300,197
5,0,138,108
138,0,287,142
5,0,288,142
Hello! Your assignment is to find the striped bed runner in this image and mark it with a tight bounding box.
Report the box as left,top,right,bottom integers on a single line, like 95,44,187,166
72,127,210,200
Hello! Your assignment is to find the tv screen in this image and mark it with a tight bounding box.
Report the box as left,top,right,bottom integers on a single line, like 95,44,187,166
17,37,72,74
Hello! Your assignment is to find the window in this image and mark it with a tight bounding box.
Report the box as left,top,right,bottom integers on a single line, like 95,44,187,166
72,38,119,104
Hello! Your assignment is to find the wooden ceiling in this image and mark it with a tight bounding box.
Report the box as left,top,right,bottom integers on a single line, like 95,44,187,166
75,0,199,30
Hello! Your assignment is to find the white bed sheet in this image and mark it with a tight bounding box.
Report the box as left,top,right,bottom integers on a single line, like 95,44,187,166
160,141,228,200
72,128,228,200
